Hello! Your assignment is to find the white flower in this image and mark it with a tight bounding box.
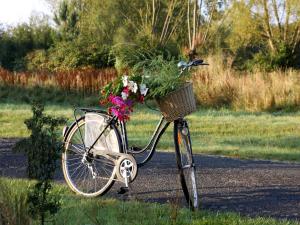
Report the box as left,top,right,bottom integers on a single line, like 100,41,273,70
122,76,128,87
139,84,148,96
121,91,128,100
128,81,138,93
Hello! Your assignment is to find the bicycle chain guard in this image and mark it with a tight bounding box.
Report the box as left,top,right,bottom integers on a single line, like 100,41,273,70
91,150,138,185
116,154,138,185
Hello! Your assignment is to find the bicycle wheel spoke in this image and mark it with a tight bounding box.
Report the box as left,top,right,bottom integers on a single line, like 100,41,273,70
62,115,121,197
68,162,84,176
67,160,82,167
68,143,85,154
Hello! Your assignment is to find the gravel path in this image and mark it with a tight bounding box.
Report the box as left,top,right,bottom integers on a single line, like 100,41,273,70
1,138,300,221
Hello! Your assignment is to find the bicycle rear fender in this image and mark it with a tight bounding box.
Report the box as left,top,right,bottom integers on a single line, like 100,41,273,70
62,110,112,143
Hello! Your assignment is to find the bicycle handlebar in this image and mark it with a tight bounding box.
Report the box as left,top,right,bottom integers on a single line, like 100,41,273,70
178,59,208,74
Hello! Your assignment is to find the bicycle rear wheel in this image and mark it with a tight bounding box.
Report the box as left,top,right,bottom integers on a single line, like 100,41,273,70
62,113,122,197
174,119,199,210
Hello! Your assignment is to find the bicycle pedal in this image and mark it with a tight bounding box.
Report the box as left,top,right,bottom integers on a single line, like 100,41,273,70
118,187,129,195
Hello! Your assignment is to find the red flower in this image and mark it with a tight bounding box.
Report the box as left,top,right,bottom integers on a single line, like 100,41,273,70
139,95,144,103
123,86,130,94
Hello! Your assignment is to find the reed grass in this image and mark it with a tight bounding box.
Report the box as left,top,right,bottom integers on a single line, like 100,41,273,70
0,68,118,94
193,56,300,111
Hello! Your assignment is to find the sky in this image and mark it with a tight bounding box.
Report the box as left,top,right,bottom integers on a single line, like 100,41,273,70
0,0,51,26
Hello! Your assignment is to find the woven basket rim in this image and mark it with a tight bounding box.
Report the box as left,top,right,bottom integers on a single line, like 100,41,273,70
156,82,196,122
156,82,192,101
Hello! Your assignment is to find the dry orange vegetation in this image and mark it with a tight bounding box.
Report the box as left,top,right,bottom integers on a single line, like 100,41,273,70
1,63,300,111
0,68,118,94
193,57,300,111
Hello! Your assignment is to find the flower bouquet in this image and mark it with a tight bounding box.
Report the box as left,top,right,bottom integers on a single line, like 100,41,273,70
100,74,148,121
100,56,194,121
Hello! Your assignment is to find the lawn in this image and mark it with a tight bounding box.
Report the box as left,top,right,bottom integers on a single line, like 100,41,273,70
0,178,299,225
0,102,300,162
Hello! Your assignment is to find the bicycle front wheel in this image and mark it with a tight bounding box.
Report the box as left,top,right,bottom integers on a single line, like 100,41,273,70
62,113,122,197
174,119,199,210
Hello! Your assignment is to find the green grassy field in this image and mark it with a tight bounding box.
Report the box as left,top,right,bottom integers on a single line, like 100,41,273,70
0,178,299,225
1,102,300,162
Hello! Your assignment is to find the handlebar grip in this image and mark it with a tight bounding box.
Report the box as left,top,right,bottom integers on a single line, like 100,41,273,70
192,59,203,66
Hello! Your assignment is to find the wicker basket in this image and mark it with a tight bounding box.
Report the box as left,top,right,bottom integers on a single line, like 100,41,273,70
156,82,196,122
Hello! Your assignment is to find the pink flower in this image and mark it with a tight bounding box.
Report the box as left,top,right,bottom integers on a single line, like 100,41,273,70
110,107,124,121
109,95,126,108
108,95,134,121
109,107,131,121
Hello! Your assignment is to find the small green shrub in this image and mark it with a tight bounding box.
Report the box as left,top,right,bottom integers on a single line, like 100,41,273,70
14,102,65,179
13,101,66,225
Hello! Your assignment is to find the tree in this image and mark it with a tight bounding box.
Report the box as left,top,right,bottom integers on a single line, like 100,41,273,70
0,15,55,71
236,0,300,68
53,0,81,40
185,0,230,58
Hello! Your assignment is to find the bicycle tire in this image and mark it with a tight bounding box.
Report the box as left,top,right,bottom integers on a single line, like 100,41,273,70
62,113,122,197
174,119,199,210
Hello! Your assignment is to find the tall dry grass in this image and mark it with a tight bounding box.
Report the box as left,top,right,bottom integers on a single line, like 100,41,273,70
1,60,300,111
193,56,300,111
0,68,118,94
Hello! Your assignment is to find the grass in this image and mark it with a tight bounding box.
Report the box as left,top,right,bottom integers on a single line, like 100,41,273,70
1,102,300,162
0,84,100,106
193,55,300,111
0,178,299,225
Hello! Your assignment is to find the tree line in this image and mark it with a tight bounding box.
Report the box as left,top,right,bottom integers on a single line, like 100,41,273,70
0,0,300,72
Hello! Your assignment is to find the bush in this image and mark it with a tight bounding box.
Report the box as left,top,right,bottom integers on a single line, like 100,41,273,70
13,102,66,225
14,102,65,179
246,43,298,71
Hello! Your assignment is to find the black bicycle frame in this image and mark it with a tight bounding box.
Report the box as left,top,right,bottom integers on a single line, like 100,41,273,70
123,116,170,167
72,107,170,167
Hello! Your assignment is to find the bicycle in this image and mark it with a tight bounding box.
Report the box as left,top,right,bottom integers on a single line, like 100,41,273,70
61,59,207,210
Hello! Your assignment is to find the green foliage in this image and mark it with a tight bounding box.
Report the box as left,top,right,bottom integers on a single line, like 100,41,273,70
13,102,66,225
2,0,300,71
133,56,190,99
27,182,61,224
246,44,296,71
54,0,81,41
47,40,112,70
0,20,55,71
0,179,32,225
13,102,66,179
112,36,181,73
